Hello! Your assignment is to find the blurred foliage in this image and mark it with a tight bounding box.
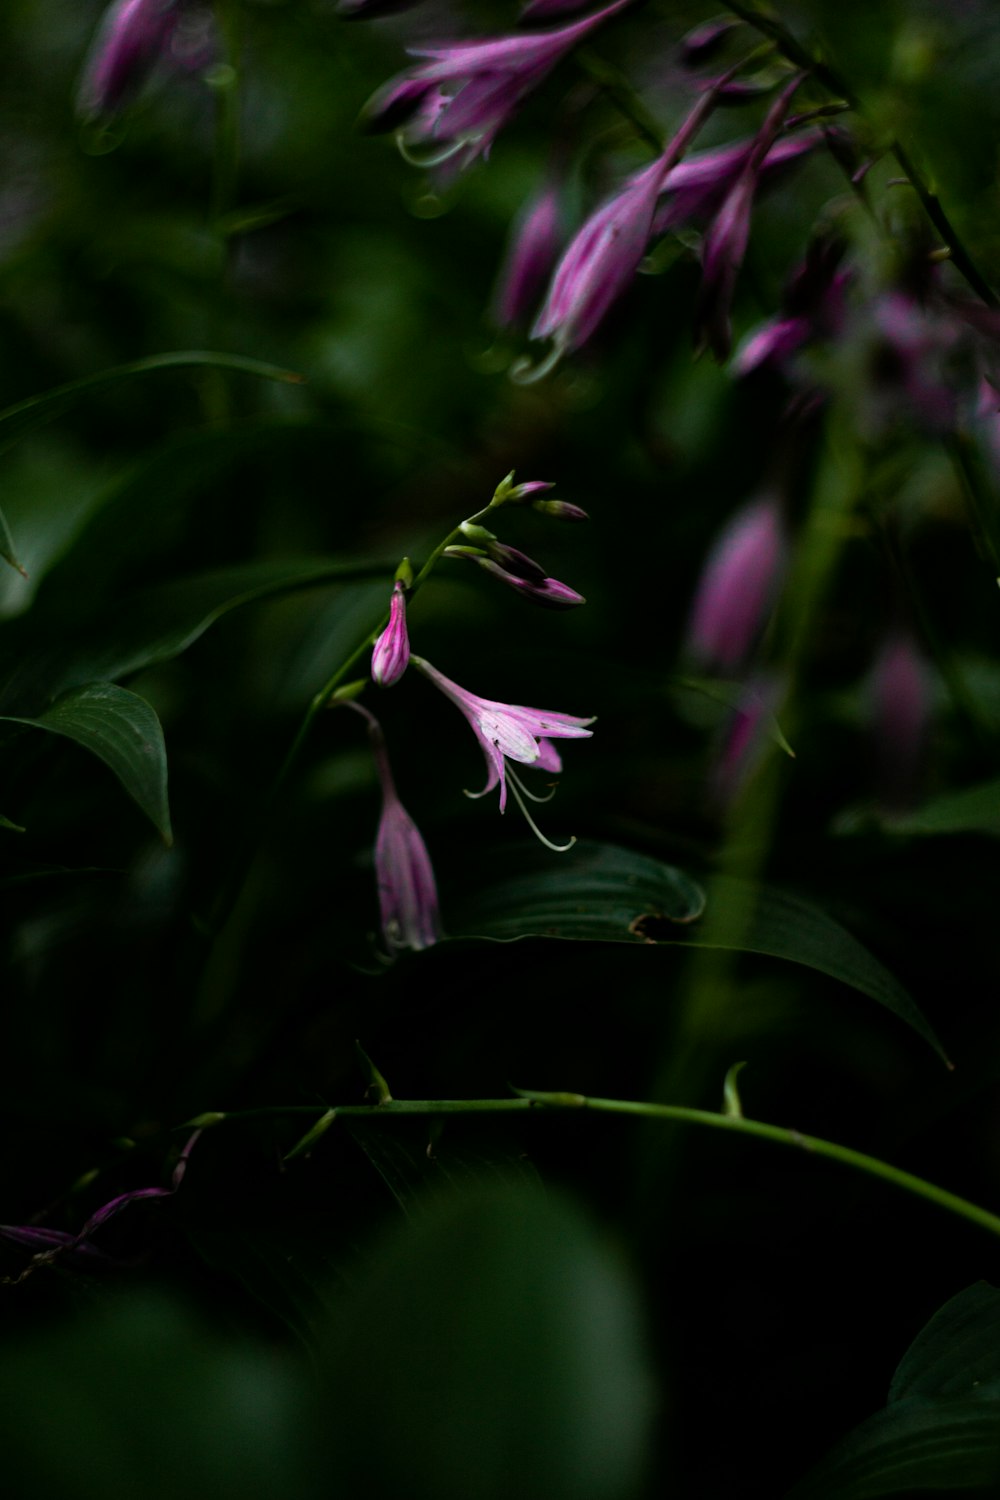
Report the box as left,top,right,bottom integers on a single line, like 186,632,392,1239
3,1,1000,1497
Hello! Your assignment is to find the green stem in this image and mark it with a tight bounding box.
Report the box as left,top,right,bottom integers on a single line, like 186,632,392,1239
200,500,498,938
211,0,242,234
184,1090,1000,1242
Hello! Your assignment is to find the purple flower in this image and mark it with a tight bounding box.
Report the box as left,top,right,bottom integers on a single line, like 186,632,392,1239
867,629,931,810
371,728,440,953
653,133,818,237
491,180,564,330
532,498,589,522
713,674,787,806
446,541,586,608
733,238,849,378
371,580,411,687
412,655,594,813
696,74,806,359
77,0,184,118
362,0,631,171
686,496,788,671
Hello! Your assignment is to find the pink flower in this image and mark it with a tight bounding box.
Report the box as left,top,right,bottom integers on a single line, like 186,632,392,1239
686,495,788,671
371,580,411,687
491,180,564,330
362,0,631,172
411,656,594,813
77,0,184,118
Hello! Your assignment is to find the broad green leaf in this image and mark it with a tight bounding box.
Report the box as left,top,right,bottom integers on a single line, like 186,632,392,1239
0,813,24,832
890,1284,1000,1402
0,683,171,843
321,1184,654,1500
788,1286,1000,1496
450,842,945,1062
0,352,303,575
786,1393,1000,1498
449,841,707,940
14,557,390,705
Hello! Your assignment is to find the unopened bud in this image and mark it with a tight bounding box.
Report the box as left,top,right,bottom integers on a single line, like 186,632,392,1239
531,499,589,523
371,581,410,688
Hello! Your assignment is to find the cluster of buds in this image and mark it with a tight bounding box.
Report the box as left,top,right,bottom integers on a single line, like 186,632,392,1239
350,474,593,953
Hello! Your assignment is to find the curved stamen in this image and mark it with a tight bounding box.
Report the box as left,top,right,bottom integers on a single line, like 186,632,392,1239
507,771,576,852
509,339,564,386
507,762,558,804
396,132,470,169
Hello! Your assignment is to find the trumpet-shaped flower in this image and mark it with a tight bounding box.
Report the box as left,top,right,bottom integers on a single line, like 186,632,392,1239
371,580,411,687
362,0,631,171
78,0,183,118
349,703,440,951
411,656,594,814
686,494,788,671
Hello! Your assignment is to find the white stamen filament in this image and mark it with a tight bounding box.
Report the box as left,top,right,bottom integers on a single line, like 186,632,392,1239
506,767,575,852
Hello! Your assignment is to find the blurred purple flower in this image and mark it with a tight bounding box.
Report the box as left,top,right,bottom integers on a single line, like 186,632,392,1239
491,180,564,330
371,580,411,687
865,291,958,434
362,0,631,171
338,0,425,18
713,674,787,806
867,629,931,809
696,74,806,359
686,495,788,671
77,0,184,118
412,655,593,814
653,133,818,237
733,235,849,377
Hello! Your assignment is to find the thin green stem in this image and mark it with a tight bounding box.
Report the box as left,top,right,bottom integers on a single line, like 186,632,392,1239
211,0,242,234
183,1090,1000,1242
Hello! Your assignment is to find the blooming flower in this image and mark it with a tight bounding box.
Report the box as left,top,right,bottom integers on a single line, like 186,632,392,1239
362,0,631,172
77,0,184,118
371,580,411,687
411,655,594,815
686,495,788,671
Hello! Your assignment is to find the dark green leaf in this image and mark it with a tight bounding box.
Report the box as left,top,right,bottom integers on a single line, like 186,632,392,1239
16,557,390,705
786,1394,1000,1498
450,842,945,1062
322,1184,654,1500
879,779,1000,838
890,1284,1000,1402
0,683,171,843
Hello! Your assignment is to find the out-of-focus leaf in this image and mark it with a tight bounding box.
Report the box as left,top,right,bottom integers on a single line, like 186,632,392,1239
878,779,1000,838
0,683,171,843
321,1183,654,1500
0,352,303,576
788,1285,1000,1498
190,1227,343,1349
4,557,389,707
0,1293,315,1500
0,813,24,831
449,842,945,1062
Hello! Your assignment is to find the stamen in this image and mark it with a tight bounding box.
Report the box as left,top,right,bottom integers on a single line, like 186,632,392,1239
396,133,470,170
509,340,564,386
507,772,576,852
506,763,558,804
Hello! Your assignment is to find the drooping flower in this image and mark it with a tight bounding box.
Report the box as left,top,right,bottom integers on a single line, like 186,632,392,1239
652,132,818,238
686,494,788,671
371,580,411,687
347,702,440,951
695,73,806,360
490,179,564,330
411,656,594,816
362,0,632,172
733,234,849,378
77,0,184,118
866,628,931,810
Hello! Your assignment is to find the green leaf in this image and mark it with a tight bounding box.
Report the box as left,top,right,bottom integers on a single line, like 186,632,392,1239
877,779,1000,838
450,842,945,1063
321,1184,654,1500
0,813,24,832
0,683,171,843
0,352,303,576
890,1284,1000,1402
16,557,390,705
448,841,706,942
788,1287,1000,1497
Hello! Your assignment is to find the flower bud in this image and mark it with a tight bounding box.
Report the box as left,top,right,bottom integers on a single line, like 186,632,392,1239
77,0,183,119
686,495,788,671
371,580,410,688
531,499,589,522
